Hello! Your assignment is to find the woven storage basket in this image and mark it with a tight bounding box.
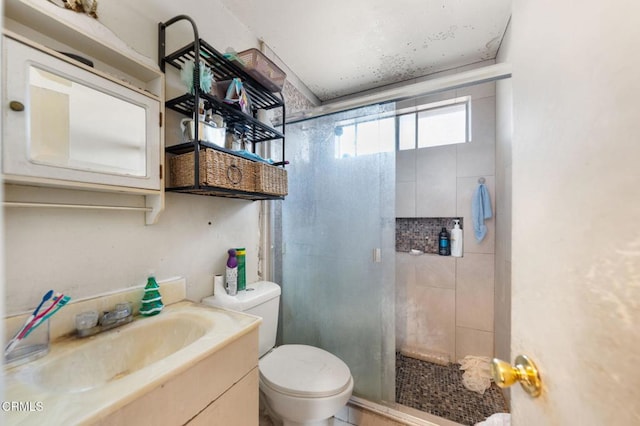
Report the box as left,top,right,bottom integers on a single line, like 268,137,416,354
254,162,288,196
170,148,255,192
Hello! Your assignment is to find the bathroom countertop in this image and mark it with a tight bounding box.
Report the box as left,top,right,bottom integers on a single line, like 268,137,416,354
3,300,261,425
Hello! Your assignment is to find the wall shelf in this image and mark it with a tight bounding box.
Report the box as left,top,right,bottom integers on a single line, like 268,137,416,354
165,92,284,144
159,16,287,200
168,186,284,201
162,37,284,111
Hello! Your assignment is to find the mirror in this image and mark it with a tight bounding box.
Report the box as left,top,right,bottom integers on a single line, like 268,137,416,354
29,66,147,177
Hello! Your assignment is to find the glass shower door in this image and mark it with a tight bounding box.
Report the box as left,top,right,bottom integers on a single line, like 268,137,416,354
278,104,396,403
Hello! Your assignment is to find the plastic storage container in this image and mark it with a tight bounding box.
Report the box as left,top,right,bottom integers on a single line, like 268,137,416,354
237,48,286,92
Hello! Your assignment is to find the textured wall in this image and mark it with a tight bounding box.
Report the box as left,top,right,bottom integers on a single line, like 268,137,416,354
4,0,316,314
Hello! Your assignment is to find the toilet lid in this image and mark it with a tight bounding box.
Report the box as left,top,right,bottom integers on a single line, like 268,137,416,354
259,344,352,398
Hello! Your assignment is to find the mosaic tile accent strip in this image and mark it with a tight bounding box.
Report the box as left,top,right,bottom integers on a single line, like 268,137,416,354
396,218,463,254
396,353,509,426
271,80,317,124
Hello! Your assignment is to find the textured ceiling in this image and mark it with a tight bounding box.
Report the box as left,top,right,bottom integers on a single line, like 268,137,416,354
221,0,511,102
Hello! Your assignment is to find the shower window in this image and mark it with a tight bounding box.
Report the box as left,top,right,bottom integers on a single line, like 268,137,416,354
398,113,416,150
398,96,471,150
334,97,470,157
334,116,395,158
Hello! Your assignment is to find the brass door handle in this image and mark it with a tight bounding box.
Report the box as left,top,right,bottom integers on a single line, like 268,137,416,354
491,355,542,397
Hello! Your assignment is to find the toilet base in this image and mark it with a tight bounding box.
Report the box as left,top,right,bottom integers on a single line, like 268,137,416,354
262,400,331,426
260,376,353,426
283,420,329,426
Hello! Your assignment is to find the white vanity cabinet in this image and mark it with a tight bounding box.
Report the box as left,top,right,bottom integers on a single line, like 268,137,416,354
2,35,162,191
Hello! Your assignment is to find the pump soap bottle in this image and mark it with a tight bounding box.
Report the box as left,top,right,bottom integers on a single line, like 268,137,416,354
451,219,463,257
226,249,238,296
438,227,451,256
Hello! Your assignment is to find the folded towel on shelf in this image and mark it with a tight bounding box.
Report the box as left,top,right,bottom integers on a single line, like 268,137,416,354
472,183,492,242
236,150,275,164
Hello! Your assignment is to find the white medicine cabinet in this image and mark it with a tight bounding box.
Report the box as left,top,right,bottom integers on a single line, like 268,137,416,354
3,36,161,190
2,0,165,224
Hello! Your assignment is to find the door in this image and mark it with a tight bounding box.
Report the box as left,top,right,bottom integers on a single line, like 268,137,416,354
278,104,396,403
509,1,640,424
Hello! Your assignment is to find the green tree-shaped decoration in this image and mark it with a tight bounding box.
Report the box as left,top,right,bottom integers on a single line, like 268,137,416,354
140,276,163,316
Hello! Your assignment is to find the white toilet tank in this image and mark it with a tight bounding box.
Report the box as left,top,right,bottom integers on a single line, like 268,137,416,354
201,280,281,357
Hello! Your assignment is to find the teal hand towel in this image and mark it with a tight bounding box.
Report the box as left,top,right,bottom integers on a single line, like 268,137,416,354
472,183,492,242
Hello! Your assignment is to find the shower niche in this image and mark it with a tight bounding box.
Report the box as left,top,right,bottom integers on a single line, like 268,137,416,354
396,217,463,254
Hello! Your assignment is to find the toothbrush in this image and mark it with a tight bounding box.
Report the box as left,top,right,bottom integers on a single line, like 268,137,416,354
33,290,55,317
23,294,71,339
22,295,71,338
4,290,54,355
17,293,65,339
4,293,71,357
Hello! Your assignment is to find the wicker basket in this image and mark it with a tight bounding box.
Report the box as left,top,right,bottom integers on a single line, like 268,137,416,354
169,148,256,192
254,162,288,196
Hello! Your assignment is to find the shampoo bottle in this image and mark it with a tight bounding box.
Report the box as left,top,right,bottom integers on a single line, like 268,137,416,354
438,227,451,256
226,249,238,296
451,219,463,257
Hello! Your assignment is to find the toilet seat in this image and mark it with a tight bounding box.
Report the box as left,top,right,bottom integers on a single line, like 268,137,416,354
259,344,352,398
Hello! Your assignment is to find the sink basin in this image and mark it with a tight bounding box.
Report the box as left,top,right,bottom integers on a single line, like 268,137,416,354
4,301,261,425
20,312,209,393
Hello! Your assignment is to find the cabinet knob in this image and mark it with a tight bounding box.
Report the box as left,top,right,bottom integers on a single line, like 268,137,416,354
9,101,25,112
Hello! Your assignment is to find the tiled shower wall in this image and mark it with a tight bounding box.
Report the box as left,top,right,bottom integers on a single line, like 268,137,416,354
395,77,496,363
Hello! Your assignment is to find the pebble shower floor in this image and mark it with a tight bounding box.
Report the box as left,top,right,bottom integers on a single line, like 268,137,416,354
395,353,509,425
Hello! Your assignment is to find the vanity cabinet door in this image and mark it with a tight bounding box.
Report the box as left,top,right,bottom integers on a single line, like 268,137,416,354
2,36,162,191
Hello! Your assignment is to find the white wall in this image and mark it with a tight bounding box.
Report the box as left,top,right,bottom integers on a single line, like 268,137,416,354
99,0,259,67
395,71,497,362
5,187,260,314
3,0,269,314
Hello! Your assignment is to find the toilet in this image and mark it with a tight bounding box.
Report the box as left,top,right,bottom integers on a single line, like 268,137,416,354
202,281,353,426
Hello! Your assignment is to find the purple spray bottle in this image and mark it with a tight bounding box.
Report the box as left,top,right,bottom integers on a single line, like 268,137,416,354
226,249,238,296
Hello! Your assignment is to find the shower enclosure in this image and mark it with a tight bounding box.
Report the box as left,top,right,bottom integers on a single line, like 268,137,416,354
275,104,396,403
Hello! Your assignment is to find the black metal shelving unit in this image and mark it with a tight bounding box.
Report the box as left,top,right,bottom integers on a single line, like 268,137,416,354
159,15,286,200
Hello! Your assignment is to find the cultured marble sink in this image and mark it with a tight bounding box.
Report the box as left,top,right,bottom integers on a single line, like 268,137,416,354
4,301,261,425
22,312,208,393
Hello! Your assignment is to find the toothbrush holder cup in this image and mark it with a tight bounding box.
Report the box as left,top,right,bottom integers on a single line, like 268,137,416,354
4,318,50,367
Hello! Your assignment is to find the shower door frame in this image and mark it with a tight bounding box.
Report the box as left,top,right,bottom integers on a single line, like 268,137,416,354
269,104,397,404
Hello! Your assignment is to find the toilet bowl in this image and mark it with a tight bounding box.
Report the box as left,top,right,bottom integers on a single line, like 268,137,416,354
259,344,353,426
201,281,353,426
